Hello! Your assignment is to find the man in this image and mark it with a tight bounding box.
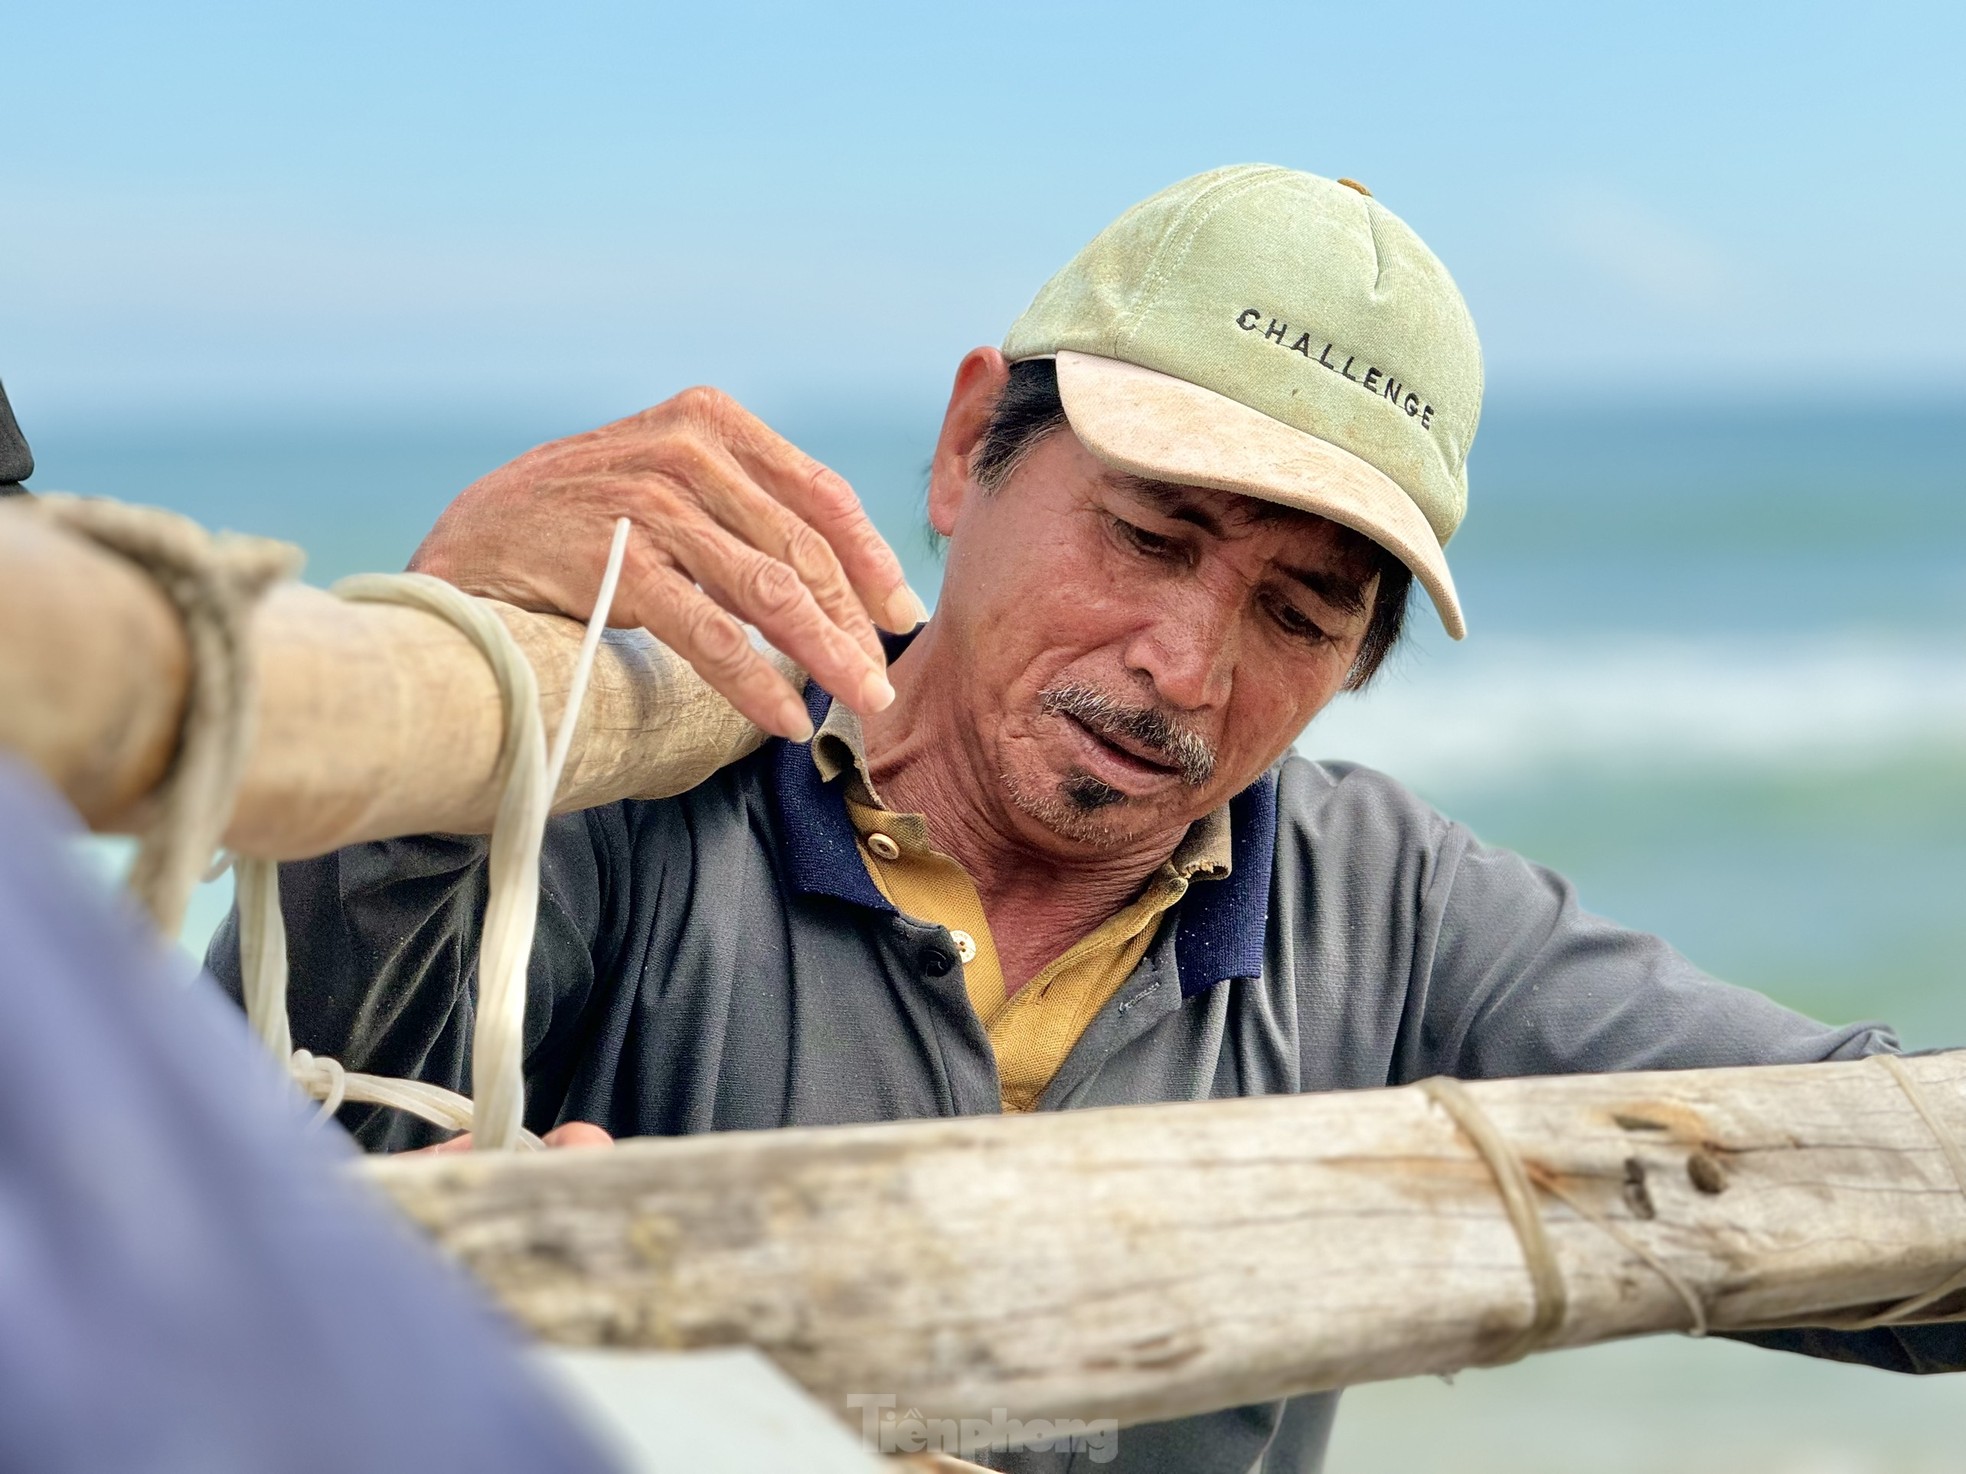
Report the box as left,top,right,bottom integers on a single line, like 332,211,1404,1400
209,166,1964,1471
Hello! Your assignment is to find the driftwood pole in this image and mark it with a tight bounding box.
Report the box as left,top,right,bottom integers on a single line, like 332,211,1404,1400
0,500,778,858
368,1053,1966,1432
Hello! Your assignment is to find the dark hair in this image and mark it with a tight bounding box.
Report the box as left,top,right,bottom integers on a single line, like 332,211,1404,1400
973,358,1412,690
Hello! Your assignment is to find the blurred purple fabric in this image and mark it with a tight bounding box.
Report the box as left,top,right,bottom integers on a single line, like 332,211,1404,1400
0,755,614,1474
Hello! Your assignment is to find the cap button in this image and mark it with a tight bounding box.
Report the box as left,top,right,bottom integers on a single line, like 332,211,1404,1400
1336,177,1373,198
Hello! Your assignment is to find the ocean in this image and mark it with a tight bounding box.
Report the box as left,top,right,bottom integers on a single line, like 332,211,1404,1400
30,398,1966,1471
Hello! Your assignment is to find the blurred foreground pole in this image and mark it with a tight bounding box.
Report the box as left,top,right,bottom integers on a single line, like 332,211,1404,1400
369,1053,1966,1430
0,755,617,1473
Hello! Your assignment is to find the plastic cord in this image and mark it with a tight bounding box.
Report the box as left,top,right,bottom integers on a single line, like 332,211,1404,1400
237,518,630,1151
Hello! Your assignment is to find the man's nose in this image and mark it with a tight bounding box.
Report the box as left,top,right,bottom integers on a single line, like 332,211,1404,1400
1123,583,1237,713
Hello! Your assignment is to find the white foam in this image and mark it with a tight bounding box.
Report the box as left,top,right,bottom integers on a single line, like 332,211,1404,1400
1300,635,1966,791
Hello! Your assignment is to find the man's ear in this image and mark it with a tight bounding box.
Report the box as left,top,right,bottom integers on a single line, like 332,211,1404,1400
927,347,1009,537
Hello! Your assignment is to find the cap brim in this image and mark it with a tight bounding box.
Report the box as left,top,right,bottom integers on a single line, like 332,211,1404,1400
1052,350,1465,640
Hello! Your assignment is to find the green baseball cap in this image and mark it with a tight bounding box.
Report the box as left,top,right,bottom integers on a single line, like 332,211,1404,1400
1002,164,1482,638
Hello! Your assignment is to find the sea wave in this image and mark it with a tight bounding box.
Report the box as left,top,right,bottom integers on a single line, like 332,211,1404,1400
1300,635,1966,791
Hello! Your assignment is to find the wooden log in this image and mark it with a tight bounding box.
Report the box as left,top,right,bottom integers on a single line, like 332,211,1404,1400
0,508,191,824
0,500,777,859
365,1052,1966,1432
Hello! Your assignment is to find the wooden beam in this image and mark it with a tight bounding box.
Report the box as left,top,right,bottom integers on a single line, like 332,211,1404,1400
0,501,777,858
366,1052,1966,1432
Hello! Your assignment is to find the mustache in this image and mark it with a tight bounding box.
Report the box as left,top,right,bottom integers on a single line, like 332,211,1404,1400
1040,682,1217,787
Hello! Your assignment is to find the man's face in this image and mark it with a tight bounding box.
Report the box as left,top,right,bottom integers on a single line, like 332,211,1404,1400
926,405,1380,857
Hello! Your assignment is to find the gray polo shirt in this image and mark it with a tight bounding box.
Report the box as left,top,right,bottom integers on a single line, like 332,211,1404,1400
207,670,1964,1473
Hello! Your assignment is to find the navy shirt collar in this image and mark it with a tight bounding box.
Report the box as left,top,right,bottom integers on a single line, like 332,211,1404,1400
771,667,896,915
769,628,1275,999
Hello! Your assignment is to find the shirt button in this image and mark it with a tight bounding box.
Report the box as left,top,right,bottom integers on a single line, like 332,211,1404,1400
866,832,901,861
950,929,978,964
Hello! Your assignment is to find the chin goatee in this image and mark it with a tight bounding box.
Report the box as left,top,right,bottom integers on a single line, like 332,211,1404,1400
1060,773,1126,813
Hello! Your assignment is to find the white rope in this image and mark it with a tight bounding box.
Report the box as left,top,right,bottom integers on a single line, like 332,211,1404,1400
236,852,290,1061
547,517,631,796
1419,1076,1570,1362
237,518,631,1151
1430,1056,1966,1346
31,496,301,935
1528,1162,1709,1337
335,574,545,1150
1421,1075,1715,1356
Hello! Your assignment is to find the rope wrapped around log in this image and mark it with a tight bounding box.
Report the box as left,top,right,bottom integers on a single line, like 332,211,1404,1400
0,496,786,859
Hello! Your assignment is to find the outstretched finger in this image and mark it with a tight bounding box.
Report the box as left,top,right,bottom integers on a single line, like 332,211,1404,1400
701,463,886,670
674,518,896,718
616,556,817,740
643,433,887,671
711,398,927,634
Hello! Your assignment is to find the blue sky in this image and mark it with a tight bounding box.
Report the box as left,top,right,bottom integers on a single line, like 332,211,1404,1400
5,0,1962,427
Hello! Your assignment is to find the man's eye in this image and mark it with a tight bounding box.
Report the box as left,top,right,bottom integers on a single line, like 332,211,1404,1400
1113,517,1180,560
1267,595,1330,645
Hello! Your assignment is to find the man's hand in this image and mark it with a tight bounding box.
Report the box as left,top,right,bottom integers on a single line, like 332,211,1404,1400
415,1121,615,1155
410,387,928,740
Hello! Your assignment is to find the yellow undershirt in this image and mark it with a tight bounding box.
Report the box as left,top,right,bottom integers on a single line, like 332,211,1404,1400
814,704,1231,1113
